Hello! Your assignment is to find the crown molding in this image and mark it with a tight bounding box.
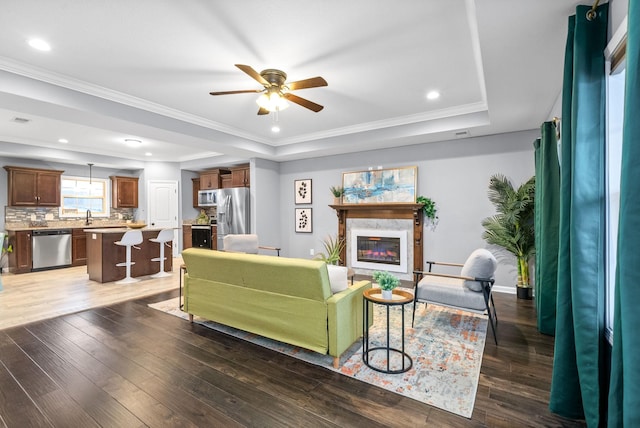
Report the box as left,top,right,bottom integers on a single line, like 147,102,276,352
0,57,270,144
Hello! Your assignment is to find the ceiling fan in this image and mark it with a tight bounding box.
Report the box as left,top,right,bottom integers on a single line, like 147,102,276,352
209,64,328,115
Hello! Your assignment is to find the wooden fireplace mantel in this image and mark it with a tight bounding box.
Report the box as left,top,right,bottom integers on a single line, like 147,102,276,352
329,203,424,272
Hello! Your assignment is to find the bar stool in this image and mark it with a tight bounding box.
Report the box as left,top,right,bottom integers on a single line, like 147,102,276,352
150,229,174,278
115,230,143,284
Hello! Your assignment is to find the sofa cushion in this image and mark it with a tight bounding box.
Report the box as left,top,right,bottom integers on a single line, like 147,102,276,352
416,275,487,311
460,248,497,291
223,234,259,253
326,265,348,293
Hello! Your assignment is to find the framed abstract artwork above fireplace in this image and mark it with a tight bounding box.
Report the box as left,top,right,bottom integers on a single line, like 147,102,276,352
342,166,416,205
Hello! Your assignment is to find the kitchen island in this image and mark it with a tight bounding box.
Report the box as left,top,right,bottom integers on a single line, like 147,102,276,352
85,227,173,283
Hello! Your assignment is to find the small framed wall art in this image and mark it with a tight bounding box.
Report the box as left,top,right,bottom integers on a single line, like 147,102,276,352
294,178,312,204
295,208,312,233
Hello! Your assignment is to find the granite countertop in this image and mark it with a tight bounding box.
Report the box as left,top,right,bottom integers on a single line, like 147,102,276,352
85,226,169,234
4,221,129,232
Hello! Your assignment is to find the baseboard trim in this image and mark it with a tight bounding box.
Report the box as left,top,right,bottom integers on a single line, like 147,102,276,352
493,285,516,294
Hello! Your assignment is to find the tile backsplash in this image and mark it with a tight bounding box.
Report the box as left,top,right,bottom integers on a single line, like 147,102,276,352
4,206,135,226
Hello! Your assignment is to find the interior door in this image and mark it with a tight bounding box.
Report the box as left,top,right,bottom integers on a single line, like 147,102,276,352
147,180,179,257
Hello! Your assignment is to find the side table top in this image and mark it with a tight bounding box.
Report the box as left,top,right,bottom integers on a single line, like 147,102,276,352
364,288,414,304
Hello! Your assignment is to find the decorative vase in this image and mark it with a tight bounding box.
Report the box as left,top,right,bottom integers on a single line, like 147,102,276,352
381,289,393,300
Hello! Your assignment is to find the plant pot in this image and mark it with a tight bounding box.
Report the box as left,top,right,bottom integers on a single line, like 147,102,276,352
517,286,533,300
333,196,342,205
381,289,393,300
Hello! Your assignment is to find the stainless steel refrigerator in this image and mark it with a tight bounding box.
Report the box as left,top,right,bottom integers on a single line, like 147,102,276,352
216,187,250,250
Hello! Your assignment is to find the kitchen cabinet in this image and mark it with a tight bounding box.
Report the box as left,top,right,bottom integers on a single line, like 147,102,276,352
192,178,200,208
199,168,230,190
183,225,192,250
8,230,32,273
211,225,218,250
111,176,139,208
4,166,64,207
71,228,87,266
230,165,250,187
220,174,233,188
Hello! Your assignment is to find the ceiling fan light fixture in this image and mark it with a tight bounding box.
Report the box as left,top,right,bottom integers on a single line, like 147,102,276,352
256,91,289,112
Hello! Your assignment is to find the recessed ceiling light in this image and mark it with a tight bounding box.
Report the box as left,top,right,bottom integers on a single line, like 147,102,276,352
28,38,51,52
145,152,152,156
426,90,440,100
124,138,142,147
58,138,68,143
271,125,280,133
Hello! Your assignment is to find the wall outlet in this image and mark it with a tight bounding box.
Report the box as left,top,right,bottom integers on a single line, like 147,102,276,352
30,214,36,221
45,213,54,220
309,249,315,256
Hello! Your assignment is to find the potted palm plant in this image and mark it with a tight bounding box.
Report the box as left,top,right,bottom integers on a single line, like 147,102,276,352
481,174,535,299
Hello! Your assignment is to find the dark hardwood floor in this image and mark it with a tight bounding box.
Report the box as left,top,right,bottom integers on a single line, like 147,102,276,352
0,290,586,427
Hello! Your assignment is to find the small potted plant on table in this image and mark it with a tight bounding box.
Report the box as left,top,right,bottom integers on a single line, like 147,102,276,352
373,270,400,300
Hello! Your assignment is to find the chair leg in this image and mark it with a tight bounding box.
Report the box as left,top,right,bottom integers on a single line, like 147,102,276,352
482,283,498,345
412,297,417,328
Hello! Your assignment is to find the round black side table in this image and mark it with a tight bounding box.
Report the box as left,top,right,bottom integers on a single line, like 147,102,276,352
362,288,414,374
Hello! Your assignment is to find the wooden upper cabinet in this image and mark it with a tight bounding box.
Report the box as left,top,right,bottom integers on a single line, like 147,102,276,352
192,178,200,208
199,171,219,190
230,165,250,187
220,173,233,188
110,176,139,208
4,166,63,207
199,168,230,190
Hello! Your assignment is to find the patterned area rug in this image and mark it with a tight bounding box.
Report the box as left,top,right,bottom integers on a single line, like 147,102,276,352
149,294,487,418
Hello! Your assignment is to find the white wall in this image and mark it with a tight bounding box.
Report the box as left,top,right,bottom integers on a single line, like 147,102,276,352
271,129,538,290
251,158,281,252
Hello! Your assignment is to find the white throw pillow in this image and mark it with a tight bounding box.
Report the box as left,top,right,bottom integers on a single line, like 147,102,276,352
460,249,497,292
326,264,349,293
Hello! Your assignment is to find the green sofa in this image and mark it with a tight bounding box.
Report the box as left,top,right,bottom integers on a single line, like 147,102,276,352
182,248,372,368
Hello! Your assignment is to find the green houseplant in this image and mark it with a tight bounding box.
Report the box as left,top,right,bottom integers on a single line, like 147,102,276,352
416,195,438,230
481,174,535,299
330,186,344,204
372,270,400,300
314,235,345,265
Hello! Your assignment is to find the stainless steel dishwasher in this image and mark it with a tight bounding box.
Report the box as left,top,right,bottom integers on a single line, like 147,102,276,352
31,229,72,271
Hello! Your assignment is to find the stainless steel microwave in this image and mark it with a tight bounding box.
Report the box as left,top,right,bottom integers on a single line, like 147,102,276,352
197,189,217,207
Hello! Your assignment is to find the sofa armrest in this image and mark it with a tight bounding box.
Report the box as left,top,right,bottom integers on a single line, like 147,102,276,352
326,279,372,360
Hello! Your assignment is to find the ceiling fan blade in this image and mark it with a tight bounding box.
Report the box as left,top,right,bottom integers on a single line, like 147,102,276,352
235,64,270,87
283,93,324,112
209,89,263,96
257,107,270,115
287,76,328,91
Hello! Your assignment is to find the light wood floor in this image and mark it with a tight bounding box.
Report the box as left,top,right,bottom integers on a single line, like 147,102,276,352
0,258,182,330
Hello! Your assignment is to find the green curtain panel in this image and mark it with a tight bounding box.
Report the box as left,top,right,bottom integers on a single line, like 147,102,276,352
534,122,560,336
608,1,640,425
549,4,608,425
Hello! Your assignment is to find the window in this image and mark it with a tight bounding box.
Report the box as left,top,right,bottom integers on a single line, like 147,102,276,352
604,38,626,343
59,176,110,218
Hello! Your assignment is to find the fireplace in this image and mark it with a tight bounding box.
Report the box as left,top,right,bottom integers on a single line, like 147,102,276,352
330,203,425,280
357,236,401,265
351,229,407,273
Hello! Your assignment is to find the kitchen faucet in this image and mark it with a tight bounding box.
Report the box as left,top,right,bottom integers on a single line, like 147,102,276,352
86,209,92,225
